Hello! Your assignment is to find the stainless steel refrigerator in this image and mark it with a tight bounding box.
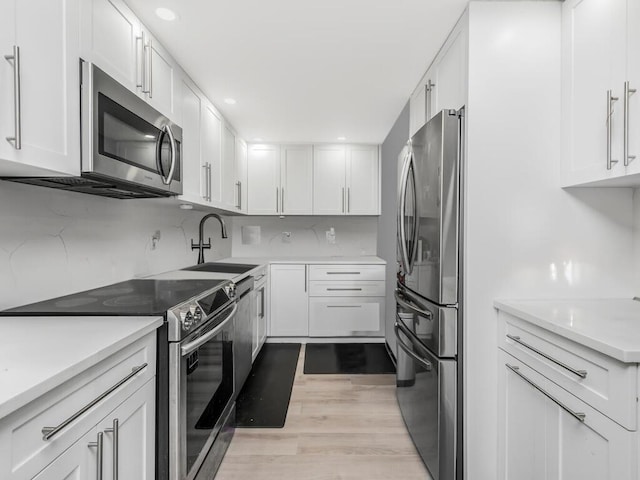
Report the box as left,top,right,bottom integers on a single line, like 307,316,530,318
395,108,464,480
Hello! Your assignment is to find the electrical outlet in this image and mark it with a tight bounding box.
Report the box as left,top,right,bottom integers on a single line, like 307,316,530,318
151,230,161,250
282,231,292,243
326,227,336,245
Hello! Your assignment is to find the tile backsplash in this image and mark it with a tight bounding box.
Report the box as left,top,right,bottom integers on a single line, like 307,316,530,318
0,182,231,310
231,216,377,257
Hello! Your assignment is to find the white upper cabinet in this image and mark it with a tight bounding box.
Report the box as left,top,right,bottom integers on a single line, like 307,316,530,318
313,144,380,215
409,17,467,137
247,144,280,215
281,145,313,215
346,145,379,215
141,28,178,122
201,101,223,205
561,0,640,186
221,123,237,210
313,145,347,215
179,77,204,201
0,0,81,176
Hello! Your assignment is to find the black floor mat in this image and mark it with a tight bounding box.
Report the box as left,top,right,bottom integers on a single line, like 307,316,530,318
235,343,300,428
303,343,395,374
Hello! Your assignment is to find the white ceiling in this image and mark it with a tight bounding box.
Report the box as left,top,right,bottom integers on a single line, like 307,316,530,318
127,0,469,144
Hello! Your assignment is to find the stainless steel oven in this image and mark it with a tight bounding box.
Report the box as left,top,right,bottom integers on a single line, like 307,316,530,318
81,62,182,196
169,300,237,480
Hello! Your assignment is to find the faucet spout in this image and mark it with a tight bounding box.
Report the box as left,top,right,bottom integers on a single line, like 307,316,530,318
191,213,228,264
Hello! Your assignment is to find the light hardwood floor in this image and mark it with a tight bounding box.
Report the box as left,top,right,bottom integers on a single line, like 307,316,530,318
215,345,432,480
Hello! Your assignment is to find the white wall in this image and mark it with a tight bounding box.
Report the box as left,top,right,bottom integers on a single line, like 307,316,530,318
231,216,377,257
0,181,231,310
464,2,634,479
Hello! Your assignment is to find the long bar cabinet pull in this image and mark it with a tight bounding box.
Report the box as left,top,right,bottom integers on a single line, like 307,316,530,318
624,81,636,166
88,431,104,480
104,418,119,480
506,364,586,422
607,89,619,170
42,364,147,440
506,334,587,378
4,45,21,149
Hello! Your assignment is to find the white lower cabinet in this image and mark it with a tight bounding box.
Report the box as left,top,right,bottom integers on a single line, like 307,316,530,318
0,332,156,480
269,264,308,337
269,263,385,338
252,274,268,361
498,349,637,480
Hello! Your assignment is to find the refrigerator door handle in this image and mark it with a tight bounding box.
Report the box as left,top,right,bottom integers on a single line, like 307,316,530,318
407,153,420,271
394,323,433,371
397,148,412,274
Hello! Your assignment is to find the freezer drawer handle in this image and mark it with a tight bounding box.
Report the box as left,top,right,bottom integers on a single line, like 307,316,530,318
394,323,432,371
506,364,586,422
42,363,148,440
395,290,433,319
506,334,587,378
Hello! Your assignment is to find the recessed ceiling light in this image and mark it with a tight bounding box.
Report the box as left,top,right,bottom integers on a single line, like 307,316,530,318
337,136,346,141
155,7,177,21
224,98,237,105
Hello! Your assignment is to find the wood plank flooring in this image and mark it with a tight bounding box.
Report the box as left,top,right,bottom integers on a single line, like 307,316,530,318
215,345,432,480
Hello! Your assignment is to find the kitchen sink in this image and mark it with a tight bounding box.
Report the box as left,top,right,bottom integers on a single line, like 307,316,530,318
182,262,257,274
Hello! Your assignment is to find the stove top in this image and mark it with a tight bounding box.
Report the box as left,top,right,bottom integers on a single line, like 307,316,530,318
1,278,228,316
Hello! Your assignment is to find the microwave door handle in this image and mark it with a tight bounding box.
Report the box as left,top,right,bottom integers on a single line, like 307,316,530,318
157,125,177,185
164,125,177,184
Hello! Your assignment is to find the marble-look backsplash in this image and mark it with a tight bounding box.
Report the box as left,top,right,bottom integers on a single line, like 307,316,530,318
231,216,377,257
0,182,231,310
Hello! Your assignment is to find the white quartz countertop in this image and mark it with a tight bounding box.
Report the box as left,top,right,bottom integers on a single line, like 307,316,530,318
0,315,163,419
494,298,640,363
219,256,386,265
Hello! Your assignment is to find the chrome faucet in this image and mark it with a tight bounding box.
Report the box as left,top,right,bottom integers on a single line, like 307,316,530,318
191,213,228,264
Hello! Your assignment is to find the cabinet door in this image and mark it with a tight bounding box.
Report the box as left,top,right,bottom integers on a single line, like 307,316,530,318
309,297,383,337
346,145,379,215
281,145,313,215
33,428,99,480
236,137,248,213
247,144,280,215
201,102,222,204
562,0,627,185
409,72,429,137
0,0,81,175
221,123,237,209
313,145,346,215
269,265,308,336
100,380,156,480
256,283,267,354
144,30,176,120
81,0,140,93
179,79,205,201
433,27,466,114
497,352,547,480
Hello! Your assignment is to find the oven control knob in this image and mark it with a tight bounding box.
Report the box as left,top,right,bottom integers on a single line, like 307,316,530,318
224,284,236,299
182,310,195,330
193,306,203,323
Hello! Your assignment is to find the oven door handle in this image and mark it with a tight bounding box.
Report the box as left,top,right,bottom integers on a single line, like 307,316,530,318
181,303,237,356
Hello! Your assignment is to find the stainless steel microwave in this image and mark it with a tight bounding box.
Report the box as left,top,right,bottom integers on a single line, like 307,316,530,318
80,62,183,197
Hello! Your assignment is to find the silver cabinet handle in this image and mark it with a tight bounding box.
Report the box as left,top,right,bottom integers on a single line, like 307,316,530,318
202,165,208,200
147,38,153,99
42,364,148,440
326,271,361,275
88,431,104,480
206,163,212,201
304,265,307,292
342,187,345,213
506,364,586,422
607,89,619,170
281,187,285,213
136,32,145,89
208,163,212,201
259,287,265,319
347,188,350,213
326,288,363,291
276,187,279,213
506,334,587,378
426,79,435,120
394,323,432,371
236,181,242,209
104,419,119,480
4,45,21,149
624,81,636,166
327,304,362,308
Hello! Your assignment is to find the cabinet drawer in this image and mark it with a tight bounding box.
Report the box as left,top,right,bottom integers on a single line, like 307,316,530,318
309,281,385,297
0,332,155,480
308,264,385,281
498,311,637,430
309,297,384,337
